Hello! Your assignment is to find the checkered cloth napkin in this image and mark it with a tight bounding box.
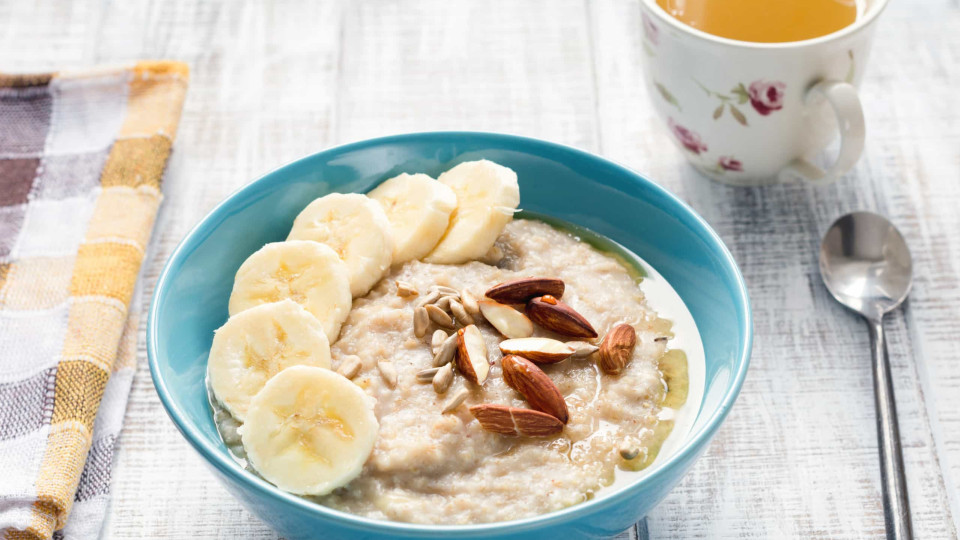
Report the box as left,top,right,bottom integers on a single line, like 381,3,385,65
0,62,188,540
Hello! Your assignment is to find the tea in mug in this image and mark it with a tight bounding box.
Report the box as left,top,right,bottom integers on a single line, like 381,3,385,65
656,0,860,43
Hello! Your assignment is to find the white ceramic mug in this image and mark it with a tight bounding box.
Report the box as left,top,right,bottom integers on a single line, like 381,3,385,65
640,0,888,186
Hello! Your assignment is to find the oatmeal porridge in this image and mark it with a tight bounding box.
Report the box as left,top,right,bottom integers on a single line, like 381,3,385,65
207,160,701,525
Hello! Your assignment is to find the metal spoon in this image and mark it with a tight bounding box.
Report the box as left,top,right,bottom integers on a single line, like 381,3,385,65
819,212,913,540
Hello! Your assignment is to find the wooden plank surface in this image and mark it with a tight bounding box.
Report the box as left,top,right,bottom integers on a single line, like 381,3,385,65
0,0,957,538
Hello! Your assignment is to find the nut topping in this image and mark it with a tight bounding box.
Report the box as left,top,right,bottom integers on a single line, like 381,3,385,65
484,277,565,304
433,333,458,367
425,304,455,329
431,329,449,354
395,280,418,297
442,386,469,413
498,337,574,364
449,299,474,326
432,363,454,394
413,307,429,338
336,355,362,379
525,296,597,338
478,299,534,339
469,404,563,437
377,361,398,388
456,325,490,385
416,367,440,382
567,341,600,359
501,355,569,423
460,290,481,316
597,324,637,375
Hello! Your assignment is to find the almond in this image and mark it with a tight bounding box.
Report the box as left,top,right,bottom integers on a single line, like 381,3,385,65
501,355,569,423
498,337,574,364
525,295,598,338
469,404,563,437
478,299,534,339
456,325,489,385
597,323,637,374
484,277,564,304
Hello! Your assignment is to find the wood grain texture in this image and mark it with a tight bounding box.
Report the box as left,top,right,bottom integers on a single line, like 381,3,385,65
0,0,957,538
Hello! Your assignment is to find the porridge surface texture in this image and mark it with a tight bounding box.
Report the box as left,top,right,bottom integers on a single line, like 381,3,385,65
312,219,670,524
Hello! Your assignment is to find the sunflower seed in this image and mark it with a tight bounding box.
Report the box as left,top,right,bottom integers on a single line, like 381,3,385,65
441,386,469,413
396,280,418,298
426,304,455,328
336,355,362,379
460,290,480,316
416,290,441,307
567,341,600,359
431,285,460,297
435,296,453,311
433,333,458,366
378,361,398,388
450,299,474,326
432,363,454,393
431,329,449,354
414,307,429,338
416,367,441,382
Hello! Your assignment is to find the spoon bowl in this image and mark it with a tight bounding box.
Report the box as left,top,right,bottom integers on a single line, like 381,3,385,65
819,211,913,320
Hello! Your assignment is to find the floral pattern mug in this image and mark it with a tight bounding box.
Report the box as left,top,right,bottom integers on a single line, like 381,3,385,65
640,0,889,185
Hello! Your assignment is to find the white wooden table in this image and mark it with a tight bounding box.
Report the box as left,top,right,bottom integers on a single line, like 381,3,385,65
2,0,958,538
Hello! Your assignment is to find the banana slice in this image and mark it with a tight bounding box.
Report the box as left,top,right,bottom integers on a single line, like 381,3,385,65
287,193,394,297
240,365,379,496
208,300,330,422
424,160,520,264
368,173,457,264
228,241,351,342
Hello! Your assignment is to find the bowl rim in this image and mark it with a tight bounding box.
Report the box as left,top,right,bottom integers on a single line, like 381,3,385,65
148,131,752,535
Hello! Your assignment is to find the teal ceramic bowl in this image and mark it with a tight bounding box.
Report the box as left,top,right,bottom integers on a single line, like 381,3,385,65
148,132,751,539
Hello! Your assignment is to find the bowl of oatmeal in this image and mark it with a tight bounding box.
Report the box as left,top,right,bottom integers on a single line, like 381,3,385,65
149,132,752,539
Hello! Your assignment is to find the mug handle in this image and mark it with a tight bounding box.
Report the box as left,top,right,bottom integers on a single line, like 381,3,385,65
779,80,865,183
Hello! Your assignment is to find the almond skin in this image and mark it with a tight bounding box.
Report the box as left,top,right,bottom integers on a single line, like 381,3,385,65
469,404,564,437
456,325,490,385
525,296,598,338
484,278,564,304
597,323,637,375
501,355,569,423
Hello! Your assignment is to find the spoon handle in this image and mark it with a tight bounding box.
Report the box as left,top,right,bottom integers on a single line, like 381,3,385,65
868,317,913,540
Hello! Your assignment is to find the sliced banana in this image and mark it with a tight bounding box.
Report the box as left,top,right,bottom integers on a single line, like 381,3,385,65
240,365,379,496
287,193,394,297
208,300,330,422
228,241,351,342
368,173,457,264
424,160,520,264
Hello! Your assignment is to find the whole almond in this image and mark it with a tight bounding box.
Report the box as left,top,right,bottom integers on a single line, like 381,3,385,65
484,277,565,304
469,404,563,437
456,325,489,384
499,337,575,364
526,296,597,338
597,324,637,375
501,355,569,423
